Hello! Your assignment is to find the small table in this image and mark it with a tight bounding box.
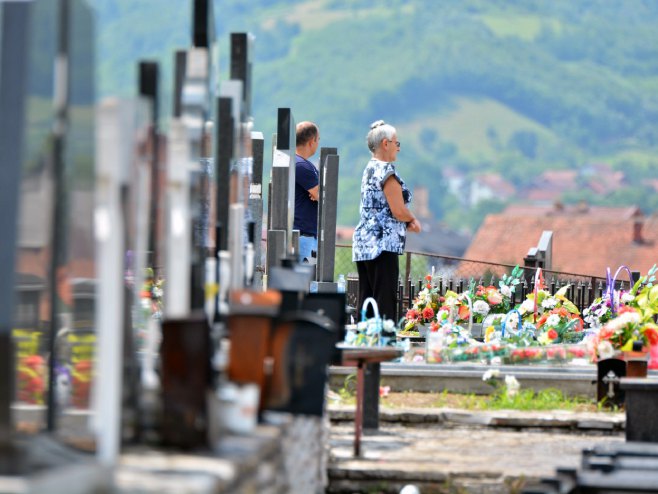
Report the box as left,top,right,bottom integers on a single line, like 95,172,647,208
338,345,403,456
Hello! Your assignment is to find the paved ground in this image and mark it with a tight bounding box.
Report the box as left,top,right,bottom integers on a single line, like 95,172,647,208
326,407,625,494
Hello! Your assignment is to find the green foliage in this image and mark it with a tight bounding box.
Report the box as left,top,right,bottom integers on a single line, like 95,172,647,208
486,385,590,411
338,373,357,401
91,0,658,231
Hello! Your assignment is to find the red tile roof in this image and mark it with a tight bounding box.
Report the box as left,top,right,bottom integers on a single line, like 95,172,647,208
463,206,658,277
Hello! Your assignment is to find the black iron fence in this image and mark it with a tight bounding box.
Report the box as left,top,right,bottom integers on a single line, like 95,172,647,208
334,244,632,321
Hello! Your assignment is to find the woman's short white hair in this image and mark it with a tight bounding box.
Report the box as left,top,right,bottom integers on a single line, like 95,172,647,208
367,120,396,153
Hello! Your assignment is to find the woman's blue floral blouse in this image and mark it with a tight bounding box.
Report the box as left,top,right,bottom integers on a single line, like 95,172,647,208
352,158,412,262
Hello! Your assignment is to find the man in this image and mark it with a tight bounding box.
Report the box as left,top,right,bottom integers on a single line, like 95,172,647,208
294,121,320,263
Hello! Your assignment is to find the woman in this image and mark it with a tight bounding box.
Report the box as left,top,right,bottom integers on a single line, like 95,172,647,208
352,120,421,321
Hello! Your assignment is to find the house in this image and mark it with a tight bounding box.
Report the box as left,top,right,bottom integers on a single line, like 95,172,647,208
521,170,578,203
442,167,468,206
462,202,658,278
469,173,516,206
580,163,625,195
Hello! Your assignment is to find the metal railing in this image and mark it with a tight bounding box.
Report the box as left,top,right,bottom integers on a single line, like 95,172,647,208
334,244,628,321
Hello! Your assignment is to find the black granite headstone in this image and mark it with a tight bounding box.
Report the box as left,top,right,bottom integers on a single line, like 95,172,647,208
597,357,626,407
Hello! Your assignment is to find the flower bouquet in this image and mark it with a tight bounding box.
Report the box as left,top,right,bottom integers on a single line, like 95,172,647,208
345,297,399,347
400,274,445,337
346,316,398,347
584,265,654,330
16,354,47,405
426,321,478,363
517,283,584,344
468,265,523,323
535,305,584,345
70,359,94,409
592,265,658,362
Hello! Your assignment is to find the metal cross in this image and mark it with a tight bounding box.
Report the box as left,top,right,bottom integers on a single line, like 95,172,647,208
602,370,620,399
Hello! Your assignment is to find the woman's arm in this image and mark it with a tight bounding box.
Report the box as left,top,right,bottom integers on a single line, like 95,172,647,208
382,176,421,233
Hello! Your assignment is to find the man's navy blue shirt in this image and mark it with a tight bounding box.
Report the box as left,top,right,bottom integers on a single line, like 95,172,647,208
294,154,319,237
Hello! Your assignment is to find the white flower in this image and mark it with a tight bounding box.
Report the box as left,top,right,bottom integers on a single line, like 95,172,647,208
473,300,491,316
545,314,561,328
383,319,395,331
482,369,501,381
621,293,634,304
500,285,512,298
597,340,615,360
505,375,520,397
606,311,641,332
519,299,535,314
503,312,519,328
541,297,558,309
596,306,609,318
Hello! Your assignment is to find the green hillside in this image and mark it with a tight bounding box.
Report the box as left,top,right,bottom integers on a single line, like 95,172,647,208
91,0,658,232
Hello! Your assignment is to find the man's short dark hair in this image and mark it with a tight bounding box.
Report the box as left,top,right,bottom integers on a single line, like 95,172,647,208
296,122,318,147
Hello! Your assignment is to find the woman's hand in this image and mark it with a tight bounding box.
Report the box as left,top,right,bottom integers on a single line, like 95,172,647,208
407,218,422,233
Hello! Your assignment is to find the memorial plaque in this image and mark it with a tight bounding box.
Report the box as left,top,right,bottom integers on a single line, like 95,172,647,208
597,358,626,407
265,311,337,416
302,292,346,365
160,313,211,449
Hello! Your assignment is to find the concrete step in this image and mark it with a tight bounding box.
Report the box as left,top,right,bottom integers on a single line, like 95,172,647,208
327,407,625,494
330,362,658,397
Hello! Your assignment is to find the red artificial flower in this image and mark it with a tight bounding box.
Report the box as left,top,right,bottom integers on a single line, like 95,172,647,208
486,288,503,305
458,305,470,321
422,306,435,321
547,329,558,340
426,283,432,289
430,321,440,332
599,327,614,340
425,274,432,281
406,309,419,320
645,327,658,346
22,355,44,369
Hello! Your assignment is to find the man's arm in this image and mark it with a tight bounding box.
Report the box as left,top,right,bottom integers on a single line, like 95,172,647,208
308,185,319,201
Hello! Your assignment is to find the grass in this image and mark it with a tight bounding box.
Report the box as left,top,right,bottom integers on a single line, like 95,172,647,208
333,374,604,413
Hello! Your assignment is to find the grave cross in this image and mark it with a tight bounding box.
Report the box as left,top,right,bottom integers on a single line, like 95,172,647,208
602,370,620,399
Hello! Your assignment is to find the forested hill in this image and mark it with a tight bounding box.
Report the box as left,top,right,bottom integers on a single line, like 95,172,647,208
92,0,658,231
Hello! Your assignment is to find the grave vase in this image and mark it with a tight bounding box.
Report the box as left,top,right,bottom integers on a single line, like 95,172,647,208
417,323,430,339
622,349,649,378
